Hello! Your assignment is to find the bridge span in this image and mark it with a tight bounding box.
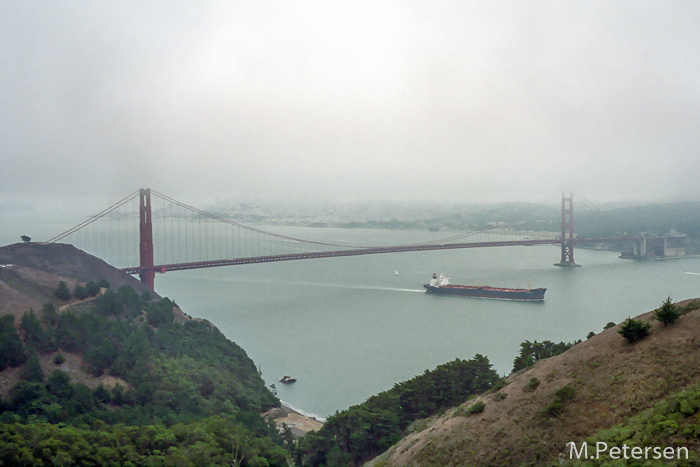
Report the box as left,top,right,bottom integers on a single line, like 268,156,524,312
122,238,563,276
47,188,682,291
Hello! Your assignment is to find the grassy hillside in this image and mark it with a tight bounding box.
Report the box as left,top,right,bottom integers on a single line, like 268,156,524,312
0,243,154,297
370,299,700,467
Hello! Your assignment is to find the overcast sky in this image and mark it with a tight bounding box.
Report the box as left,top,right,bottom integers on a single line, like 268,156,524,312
2,1,700,209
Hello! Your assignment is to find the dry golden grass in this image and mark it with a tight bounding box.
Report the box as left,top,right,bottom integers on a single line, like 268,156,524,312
371,300,700,467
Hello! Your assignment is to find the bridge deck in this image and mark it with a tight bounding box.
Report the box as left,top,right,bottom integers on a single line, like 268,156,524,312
122,238,562,274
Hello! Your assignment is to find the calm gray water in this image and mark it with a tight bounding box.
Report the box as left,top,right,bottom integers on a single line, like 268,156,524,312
151,226,700,419
5,216,699,419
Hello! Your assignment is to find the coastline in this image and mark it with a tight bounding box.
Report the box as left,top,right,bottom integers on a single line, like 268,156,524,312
264,401,325,438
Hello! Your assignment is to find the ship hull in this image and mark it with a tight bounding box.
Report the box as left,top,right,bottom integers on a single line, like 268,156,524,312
423,284,546,301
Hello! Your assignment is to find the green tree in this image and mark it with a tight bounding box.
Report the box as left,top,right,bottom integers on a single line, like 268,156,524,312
0,315,26,370
84,339,118,376
94,290,123,316
74,284,89,300
653,296,680,326
512,340,575,373
111,383,125,406
55,281,71,301
47,369,72,398
41,303,59,327
93,384,111,404
618,317,652,343
19,351,44,382
118,285,144,317
146,298,174,328
300,355,499,466
86,281,101,297
71,383,95,414
21,309,57,353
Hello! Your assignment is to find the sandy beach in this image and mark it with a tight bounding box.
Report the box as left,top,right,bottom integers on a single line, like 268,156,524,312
264,402,325,438
263,402,323,438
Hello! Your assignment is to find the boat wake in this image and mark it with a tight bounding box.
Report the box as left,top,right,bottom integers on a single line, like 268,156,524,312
208,276,425,293
357,286,426,293
301,282,425,293
682,271,700,275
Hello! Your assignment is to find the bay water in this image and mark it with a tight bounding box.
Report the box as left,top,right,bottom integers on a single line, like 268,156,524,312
152,226,700,419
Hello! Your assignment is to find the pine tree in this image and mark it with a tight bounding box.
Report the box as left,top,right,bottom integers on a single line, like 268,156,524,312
653,296,680,326
618,317,651,343
20,351,44,382
55,281,71,301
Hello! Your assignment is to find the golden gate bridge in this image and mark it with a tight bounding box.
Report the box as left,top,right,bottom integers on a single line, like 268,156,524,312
45,189,652,291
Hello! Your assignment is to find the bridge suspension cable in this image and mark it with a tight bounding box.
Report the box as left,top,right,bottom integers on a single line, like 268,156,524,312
45,190,140,244
149,189,361,249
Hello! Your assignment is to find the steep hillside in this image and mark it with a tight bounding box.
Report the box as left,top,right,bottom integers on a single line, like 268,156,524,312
0,264,83,319
0,242,290,466
0,243,177,324
371,300,700,467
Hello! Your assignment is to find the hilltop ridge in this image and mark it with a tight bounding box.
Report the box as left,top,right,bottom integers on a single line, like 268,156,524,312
0,242,153,295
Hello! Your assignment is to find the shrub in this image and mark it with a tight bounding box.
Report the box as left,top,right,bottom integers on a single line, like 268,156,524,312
555,385,576,402
491,378,507,391
467,401,486,414
654,296,680,326
522,377,540,392
587,331,596,339
618,317,651,344
540,386,575,418
604,321,616,330
542,397,564,417
493,391,507,401
53,353,66,365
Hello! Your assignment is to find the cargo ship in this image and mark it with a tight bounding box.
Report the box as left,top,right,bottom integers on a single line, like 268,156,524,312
423,273,546,301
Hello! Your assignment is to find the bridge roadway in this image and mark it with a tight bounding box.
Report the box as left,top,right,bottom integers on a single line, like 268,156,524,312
121,238,564,275
121,236,648,276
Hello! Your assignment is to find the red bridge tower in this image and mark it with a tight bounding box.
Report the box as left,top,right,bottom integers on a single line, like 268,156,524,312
555,193,579,267
139,188,156,290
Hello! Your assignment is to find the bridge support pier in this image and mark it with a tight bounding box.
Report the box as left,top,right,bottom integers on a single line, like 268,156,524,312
555,193,580,267
139,188,156,290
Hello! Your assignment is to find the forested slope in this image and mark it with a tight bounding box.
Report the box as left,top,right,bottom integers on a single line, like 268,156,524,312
0,244,289,466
